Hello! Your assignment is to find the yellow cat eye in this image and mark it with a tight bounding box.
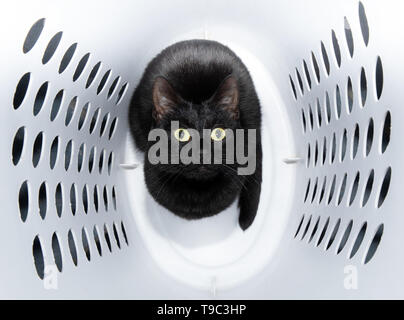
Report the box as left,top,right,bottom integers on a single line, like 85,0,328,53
211,128,226,141
174,128,191,142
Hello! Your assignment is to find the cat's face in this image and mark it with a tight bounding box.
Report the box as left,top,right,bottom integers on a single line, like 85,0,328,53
148,76,241,180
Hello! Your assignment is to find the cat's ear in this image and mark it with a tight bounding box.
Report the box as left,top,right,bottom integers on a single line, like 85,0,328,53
152,77,180,122
211,76,239,120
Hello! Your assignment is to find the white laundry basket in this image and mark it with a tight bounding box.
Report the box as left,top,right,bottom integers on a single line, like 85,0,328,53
1,0,402,299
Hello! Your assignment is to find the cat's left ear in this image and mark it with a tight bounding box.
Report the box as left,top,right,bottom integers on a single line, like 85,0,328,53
211,76,239,120
152,77,180,122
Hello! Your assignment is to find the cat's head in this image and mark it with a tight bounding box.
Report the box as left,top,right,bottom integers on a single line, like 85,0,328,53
147,75,241,180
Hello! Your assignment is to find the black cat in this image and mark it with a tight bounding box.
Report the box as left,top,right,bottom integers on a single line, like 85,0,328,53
129,39,262,230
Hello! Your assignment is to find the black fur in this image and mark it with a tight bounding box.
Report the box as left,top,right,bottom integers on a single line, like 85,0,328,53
129,39,262,230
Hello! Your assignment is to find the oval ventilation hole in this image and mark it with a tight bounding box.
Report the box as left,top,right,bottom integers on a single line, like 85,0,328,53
42,31,63,64
70,184,76,216
23,18,45,53
360,68,367,107
340,129,347,162
316,99,322,127
289,75,297,100
335,220,353,255
308,216,321,243
322,137,327,165
331,30,341,67
344,17,354,58
88,146,96,173
33,81,48,116
32,235,45,279
325,91,331,124
38,182,47,220
112,186,117,210
32,131,43,167
311,52,320,83
65,96,78,126
349,172,360,206
93,226,102,256
294,215,305,238
19,181,29,222
104,224,112,252
361,169,374,207
82,185,88,214
67,230,78,266
103,186,108,211
86,61,102,89
301,109,306,133
330,133,336,164
318,176,327,204
97,70,111,94
108,117,118,140
77,143,85,172
51,232,63,272
116,83,128,105
303,60,311,90
107,152,114,175
327,174,337,205
81,228,91,261
78,102,90,130
349,222,367,259
306,144,311,168
55,183,63,218
347,77,353,114
359,1,369,46
311,179,318,203
303,180,311,203
121,222,129,245
335,85,341,119
316,217,330,247
352,124,359,159
113,223,121,249
321,41,330,76
365,118,374,156
326,219,341,250
308,104,313,130
301,215,312,241
59,43,77,74
377,167,392,208
308,105,314,131
295,68,304,95
100,113,110,137
89,107,101,134
381,111,391,154
364,224,384,264
13,72,31,109
93,186,99,213
375,56,383,100
49,136,59,169
64,140,73,171
337,174,348,206
73,53,90,82
108,76,120,99
12,126,25,165
314,141,319,167
99,149,105,174
50,89,64,121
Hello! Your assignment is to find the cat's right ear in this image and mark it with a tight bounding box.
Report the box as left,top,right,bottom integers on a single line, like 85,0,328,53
152,77,179,122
